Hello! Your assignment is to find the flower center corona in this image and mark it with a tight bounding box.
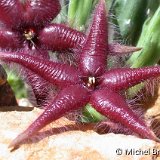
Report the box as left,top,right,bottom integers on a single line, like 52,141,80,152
87,76,96,88
24,29,35,41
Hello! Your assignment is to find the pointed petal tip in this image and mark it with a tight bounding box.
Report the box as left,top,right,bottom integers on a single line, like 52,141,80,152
154,136,160,143
8,131,29,151
143,129,160,143
8,143,20,152
126,46,142,52
97,0,106,9
97,0,105,5
94,0,107,14
150,131,160,143
109,43,142,55
100,0,106,4
121,45,142,53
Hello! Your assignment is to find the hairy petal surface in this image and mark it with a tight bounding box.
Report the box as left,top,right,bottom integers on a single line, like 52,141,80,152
0,0,23,28
0,52,80,88
90,89,157,141
22,49,51,107
39,24,139,55
100,66,160,90
79,0,108,76
39,24,85,51
25,72,52,107
0,29,21,49
108,43,141,55
9,85,89,149
24,0,61,27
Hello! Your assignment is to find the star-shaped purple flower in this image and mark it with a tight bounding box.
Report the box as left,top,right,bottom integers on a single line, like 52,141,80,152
0,0,62,107
0,0,140,107
0,0,139,56
0,0,61,49
0,0,159,149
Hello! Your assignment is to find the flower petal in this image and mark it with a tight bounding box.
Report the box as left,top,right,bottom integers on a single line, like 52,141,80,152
39,23,85,51
79,0,108,77
9,84,89,149
39,24,139,56
90,89,158,141
0,28,22,49
21,48,52,107
108,43,141,55
24,0,61,27
0,0,23,28
100,66,160,90
0,51,80,88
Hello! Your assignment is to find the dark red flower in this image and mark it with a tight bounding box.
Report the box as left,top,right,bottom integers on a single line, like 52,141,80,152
0,0,61,50
0,0,139,53
0,0,141,107
0,0,62,107
1,0,160,149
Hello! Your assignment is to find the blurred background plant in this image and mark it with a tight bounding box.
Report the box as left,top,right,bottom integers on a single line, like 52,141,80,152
7,0,160,121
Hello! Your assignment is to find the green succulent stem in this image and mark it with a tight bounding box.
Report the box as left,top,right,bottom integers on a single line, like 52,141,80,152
67,0,112,31
128,6,160,68
125,3,160,97
81,104,106,123
113,0,147,44
7,72,27,99
68,0,94,30
68,0,79,27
